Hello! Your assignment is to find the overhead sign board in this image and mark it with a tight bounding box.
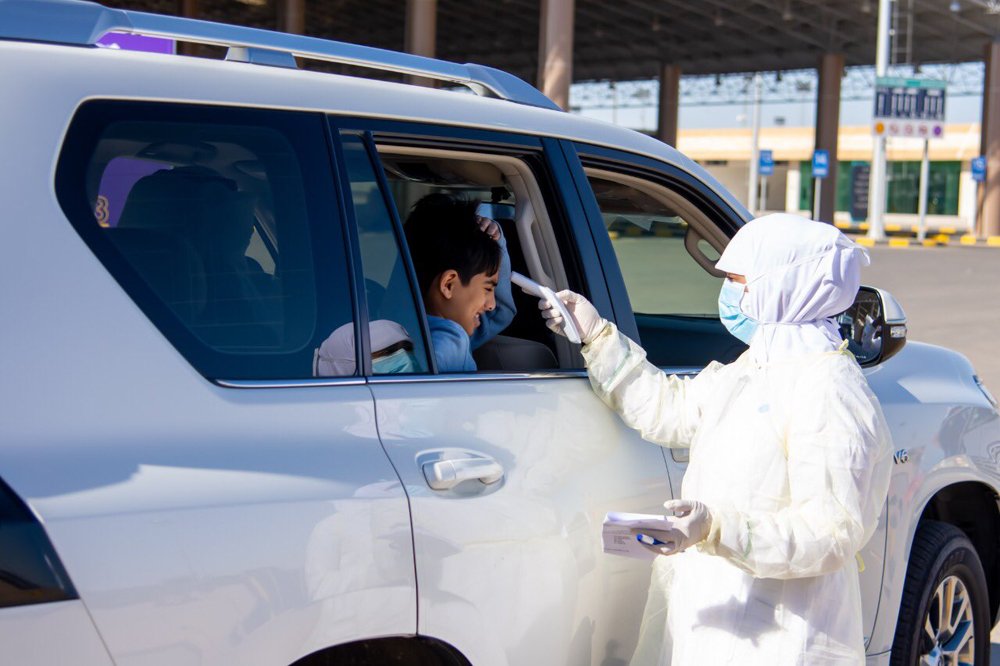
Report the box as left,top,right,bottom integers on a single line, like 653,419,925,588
872,77,946,139
812,150,829,179
972,155,987,183
759,150,774,176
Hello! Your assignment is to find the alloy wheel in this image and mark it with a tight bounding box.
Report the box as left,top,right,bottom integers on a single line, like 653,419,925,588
919,575,975,666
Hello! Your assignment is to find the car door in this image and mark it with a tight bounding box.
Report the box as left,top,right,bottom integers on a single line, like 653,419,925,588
332,118,675,666
9,100,417,665
566,141,887,648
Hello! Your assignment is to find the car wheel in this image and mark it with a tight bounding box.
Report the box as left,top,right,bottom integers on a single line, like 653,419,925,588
889,520,991,666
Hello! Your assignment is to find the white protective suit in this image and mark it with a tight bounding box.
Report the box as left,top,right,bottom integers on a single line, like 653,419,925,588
583,215,893,665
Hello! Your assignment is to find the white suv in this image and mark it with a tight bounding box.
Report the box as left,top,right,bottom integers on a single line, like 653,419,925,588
2,2,999,665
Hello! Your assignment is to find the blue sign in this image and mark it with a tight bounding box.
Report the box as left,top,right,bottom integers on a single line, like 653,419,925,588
972,156,987,183
812,150,830,179
759,150,774,176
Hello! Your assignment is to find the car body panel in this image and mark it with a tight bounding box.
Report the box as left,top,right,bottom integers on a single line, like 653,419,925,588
1,45,417,664
861,341,1000,653
369,376,673,666
0,601,115,665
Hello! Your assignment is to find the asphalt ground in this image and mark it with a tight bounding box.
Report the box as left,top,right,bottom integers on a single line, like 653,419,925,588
860,245,1000,396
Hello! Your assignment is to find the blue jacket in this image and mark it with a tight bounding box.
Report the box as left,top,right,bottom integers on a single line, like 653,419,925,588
429,234,515,372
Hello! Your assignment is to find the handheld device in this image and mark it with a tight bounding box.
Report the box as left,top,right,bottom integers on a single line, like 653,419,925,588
510,271,582,344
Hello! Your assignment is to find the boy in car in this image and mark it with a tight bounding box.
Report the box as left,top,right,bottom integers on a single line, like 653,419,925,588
404,193,516,372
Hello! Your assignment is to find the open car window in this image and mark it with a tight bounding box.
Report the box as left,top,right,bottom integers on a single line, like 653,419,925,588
372,145,583,372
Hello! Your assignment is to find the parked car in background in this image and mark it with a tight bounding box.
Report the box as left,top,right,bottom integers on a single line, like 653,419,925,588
2,2,999,664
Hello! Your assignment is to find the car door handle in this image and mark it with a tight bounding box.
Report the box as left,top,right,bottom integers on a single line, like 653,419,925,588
422,457,504,491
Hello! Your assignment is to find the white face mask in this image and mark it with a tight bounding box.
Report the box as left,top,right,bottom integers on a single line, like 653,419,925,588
371,348,418,374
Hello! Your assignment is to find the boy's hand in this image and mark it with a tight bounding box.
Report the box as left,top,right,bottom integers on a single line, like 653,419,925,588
476,215,501,242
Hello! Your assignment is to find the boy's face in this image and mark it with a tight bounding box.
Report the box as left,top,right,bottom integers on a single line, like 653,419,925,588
433,269,499,335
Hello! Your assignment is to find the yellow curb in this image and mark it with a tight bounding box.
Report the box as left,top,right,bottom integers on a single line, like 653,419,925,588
834,221,852,229
888,238,910,248
921,239,939,247
934,234,951,244
988,236,1000,246
856,237,877,247
858,222,870,231
885,223,903,232
960,235,978,245
939,226,957,235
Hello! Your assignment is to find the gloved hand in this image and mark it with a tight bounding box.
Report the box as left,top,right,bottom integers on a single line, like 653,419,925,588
538,290,608,345
630,499,713,556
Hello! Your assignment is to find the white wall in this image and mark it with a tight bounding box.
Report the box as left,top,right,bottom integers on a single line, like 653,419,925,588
700,160,789,213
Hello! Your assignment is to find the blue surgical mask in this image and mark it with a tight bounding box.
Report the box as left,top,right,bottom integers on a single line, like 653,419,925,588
372,348,419,375
718,279,759,344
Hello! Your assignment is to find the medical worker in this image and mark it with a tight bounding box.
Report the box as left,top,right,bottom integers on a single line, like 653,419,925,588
539,214,893,665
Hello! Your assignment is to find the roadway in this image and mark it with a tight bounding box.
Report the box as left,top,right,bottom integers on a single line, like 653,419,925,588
861,245,1000,396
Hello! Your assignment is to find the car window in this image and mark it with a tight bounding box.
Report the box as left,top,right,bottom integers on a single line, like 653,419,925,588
373,145,573,372
56,101,353,380
581,165,745,368
339,133,431,375
586,171,723,317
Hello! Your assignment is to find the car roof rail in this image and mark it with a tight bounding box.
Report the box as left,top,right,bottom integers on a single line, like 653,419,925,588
0,0,562,112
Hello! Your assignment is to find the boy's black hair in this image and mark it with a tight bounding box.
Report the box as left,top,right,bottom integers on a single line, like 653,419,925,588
404,193,502,297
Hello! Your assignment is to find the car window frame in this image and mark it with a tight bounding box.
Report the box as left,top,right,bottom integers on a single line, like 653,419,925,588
565,141,747,352
326,118,615,381
54,99,361,385
327,120,439,376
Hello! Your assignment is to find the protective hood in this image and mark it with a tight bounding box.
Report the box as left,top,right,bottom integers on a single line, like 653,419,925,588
715,213,870,362
313,319,412,377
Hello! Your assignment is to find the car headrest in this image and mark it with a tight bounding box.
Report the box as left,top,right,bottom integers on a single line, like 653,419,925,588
118,166,255,240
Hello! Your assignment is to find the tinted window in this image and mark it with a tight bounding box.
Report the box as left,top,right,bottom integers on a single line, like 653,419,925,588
588,173,722,317
582,166,745,368
56,101,353,380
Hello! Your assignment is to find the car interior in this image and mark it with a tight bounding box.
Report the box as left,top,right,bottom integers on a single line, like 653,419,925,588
375,145,583,372
85,124,319,361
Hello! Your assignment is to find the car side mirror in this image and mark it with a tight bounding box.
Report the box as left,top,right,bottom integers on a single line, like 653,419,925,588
836,286,907,366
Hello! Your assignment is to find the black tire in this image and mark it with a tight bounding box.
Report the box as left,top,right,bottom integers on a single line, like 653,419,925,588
889,520,991,665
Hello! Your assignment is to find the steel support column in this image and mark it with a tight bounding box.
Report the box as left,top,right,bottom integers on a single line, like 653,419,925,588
814,52,843,224
537,0,574,111
405,0,437,87
177,0,198,55
277,0,305,34
657,64,681,146
981,39,1000,237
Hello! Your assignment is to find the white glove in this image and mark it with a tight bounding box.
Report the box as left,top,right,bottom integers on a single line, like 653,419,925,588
630,499,713,556
537,290,607,345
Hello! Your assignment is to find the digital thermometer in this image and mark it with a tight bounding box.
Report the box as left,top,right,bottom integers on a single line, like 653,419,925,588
510,271,582,344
